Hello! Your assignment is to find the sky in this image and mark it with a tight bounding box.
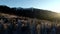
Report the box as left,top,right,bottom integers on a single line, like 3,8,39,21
0,0,60,13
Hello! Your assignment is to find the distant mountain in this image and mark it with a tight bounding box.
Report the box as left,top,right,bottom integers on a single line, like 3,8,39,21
0,5,60,21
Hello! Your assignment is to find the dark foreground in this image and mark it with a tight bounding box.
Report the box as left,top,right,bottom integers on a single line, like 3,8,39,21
0,17,60,34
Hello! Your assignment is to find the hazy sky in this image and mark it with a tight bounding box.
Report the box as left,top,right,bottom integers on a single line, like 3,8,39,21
0,0,60,13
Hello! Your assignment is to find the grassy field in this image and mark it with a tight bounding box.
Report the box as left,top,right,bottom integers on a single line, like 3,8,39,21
0,13,60,34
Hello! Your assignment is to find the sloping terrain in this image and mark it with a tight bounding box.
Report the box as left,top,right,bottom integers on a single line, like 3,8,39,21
0,5,60,34
0,5,60,22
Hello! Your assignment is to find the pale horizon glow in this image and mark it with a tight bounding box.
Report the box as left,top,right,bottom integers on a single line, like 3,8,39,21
0,0,60,13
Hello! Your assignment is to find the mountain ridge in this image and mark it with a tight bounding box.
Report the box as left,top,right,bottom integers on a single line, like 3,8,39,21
0,5,60,21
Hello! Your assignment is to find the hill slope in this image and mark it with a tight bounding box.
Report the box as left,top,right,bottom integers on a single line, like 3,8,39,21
0,5,60,21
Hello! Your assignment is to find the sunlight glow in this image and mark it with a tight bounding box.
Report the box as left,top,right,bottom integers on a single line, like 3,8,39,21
52,10,60,13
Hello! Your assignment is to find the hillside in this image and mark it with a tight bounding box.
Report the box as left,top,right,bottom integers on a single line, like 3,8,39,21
0,6,60,34
0,5,60,22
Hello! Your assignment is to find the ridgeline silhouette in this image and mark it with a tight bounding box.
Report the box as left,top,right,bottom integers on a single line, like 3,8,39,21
0,5,60,21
